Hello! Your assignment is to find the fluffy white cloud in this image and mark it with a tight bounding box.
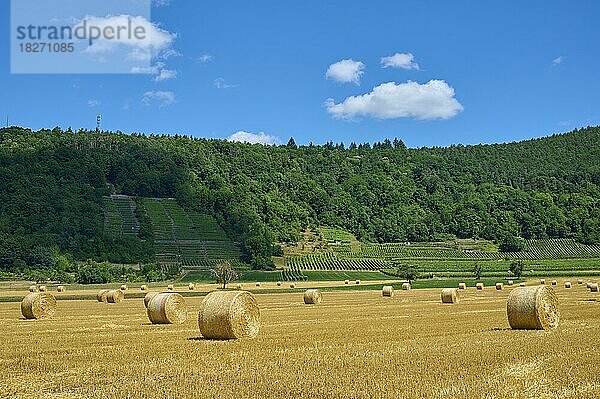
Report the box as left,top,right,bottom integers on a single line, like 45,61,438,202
325,80,463,120
197,54,213,63
214,78,238,89
552,56,564,66
326,59,365,84
77,15,176,61
131,62,177,81
154,68,177,81
142,91,176,107
381,52,420,70
227,131,280,145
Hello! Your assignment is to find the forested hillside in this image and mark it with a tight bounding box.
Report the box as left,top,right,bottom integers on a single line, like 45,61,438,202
0,126,599,272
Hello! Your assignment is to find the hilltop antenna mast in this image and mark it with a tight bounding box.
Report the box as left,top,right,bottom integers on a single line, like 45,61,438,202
96,114,101,132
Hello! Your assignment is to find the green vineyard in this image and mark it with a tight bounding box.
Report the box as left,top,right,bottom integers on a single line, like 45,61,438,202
102,195,139,239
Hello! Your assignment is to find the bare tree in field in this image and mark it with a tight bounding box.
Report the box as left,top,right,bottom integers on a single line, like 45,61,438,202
212,260,238,289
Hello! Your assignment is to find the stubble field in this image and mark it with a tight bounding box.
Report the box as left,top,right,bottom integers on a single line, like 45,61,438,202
1,280,600,398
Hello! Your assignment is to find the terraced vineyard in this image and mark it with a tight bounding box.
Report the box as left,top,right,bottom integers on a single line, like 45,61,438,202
102,195,139,239
136,198,243,268
320,226,357,244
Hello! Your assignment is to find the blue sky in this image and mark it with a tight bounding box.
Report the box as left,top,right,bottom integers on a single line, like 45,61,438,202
2,0,600,147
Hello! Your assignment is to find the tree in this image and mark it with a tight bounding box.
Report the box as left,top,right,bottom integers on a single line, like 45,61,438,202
472,263,482,280
397,264,419,284
212,260,238,289
498,234,525,252
508,260,525,279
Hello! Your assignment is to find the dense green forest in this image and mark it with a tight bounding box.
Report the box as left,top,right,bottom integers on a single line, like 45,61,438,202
0,126,599,274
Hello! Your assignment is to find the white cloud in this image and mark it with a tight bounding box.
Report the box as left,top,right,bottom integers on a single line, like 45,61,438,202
153,0,172,6
325,80,463,121
131,62,177,81
227,131,280,145
154,69,177,81
87,99,100,108
381,52,420,70
160,49,182,59
142,91,176,107
552,56,564,66
214,77,238,89
197,54,213,63
326,59,365,84
77,15,176,61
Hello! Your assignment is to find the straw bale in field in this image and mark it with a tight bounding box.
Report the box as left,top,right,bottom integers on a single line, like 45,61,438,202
496,283,504,290
140,285,148,291
591,283,599,293
28,286,37,293
382,286,394,297
198,290,260,340
21,292,57,319
107,289,124,304
564,281,571,289
344,280,349,285
551,280,557,286
188,283,195,290
147,293,187,324
402,283,411,290
507,286,559,330
38,285,47,292
458,283,466,290
120,284,127,291
476,283,484,290
57,286,65,293
441,288,459,304
144,292,158,308
167,284,174,291
303,289,323,304
97,289,109,302
289,283,296,288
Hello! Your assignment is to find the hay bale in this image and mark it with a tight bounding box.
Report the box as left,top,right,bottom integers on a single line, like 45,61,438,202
147,293,187,324
578,279,583,285
344,280,349,285
587,282,593,290
441,288,459,304
198,290,260,340
476,283,484,290
106,289,124,304
28,285,37,293
38,285,47,292
402,283,411,290
255,282,261,287
564,281,571,289
508,280,514,286
382,286,394,297
289,283,296,288
276,281,282,286
458,283,467,290
519,282,526,287
355,280,361,285
591,284,599,293
144,292,158,308
140,284,148,291
188,283,195,290
56,285,65,293
506,286,559,330
21,292,57,319
540,279,546,285
303,289,323,304
120,284,127,291
96,289,109,302
236,283,242,290
551,280,557,286
167,284,174,291
496,283,504,291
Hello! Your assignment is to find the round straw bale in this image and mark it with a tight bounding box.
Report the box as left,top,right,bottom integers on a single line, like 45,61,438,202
402,283,411,290
147,293,187,324
188,283,195,290
540,279,546,285
519,282,526,287
106,289,124,304
96,289,109,302
458,283,467,290
289,283,296,288
120,284,127,291
506,286,559,330
591,283,599,293
587,282,593,289
236,283,242,290
38,285,47,292
508,280,514,286
382,286,394,297
144,292,158,308
57,286,65,293
564,281,571,288
21,292,57,319
255,282,261,287
496,283,504,290
476,283,484,290
303,289,322,304
140,284,148,291
577,279,583,285
276,281,282,286
441,288,459,304
28,285,37,293
198,290,260,340
551,280,557,286
355,280,361,285
167,284,174,291
344,280,349,285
